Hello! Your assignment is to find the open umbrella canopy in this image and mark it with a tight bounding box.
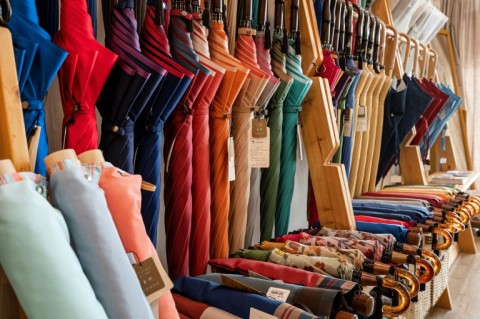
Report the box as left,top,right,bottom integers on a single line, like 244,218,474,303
164,0,212,279
54,0,117,154
208,6,249,260
7,0,67,175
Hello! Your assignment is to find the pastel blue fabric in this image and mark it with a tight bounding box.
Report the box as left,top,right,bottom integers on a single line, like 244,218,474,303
352,201,432,221
48,166,154,319
356,221,408,243
8,0,68,175
0,178,107,319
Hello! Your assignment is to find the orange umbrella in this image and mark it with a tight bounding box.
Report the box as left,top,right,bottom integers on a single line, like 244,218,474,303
208,1,249,259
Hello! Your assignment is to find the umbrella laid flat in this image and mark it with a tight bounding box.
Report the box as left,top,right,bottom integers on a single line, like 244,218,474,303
7,0,67,175
190,6,226,276
229,0,270,253
136,3,193,244
164,1,211,279
259,0,293,242
208,6,249,259
173,294,240,319
55,0,117,154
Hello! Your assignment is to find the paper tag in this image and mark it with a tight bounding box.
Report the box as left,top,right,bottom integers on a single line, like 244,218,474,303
250,308,278,319
356,105,367,132
440,157,447,164
250,128,270,168
266,287,290,302
228,137,236,181
344,109,352,137
391,175,402,184
297,125,304,161
165,136,177,173
252,118,268,138
133,257,166,302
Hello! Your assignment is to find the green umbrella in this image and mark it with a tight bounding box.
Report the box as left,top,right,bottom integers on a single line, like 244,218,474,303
275,6,312,236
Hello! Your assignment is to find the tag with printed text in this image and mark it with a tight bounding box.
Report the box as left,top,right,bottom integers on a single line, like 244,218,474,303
250,128,270,168
228,137,236,181
297,125,304,161
252,118,268,138
266,287,290,302
356,105,367,132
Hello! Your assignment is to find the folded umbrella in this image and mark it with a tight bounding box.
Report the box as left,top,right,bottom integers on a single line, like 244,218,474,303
259,0,293,242
98,1,166,173
164,0,211,279
276,5,312,236
7,0,68,175
136,3,193,244
35,0,58,37
173,293,240,319
208,3,249,259
55,0,117,154
229,0,269,253
318,226,396,249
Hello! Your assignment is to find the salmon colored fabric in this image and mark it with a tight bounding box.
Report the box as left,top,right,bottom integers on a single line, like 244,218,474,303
98,167,179,319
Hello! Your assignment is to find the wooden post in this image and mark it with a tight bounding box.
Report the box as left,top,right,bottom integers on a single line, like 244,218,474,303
399,129,428,185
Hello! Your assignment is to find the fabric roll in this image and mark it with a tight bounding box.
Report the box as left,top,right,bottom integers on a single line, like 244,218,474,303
48,162,154,319
0,174,107,319
355,221,408,243
173,293,241,319
173,277,319,319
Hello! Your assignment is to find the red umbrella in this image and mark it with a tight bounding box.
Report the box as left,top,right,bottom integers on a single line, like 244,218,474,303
229,0,269,253
164,0,211,279
54,0,117,153
208,1,249,259
189,1,226,276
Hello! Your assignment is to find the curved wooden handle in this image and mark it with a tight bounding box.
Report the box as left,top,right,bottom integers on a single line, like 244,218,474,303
432,227,453,251
381,276,411,316
421,249,441,276
414,256,435,283
78,150,105,164
44,149,77,169
395,267,419,299
398,32,411,73
0,159,16,174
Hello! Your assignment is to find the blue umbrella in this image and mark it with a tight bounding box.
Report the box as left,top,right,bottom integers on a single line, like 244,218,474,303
7,0,67,175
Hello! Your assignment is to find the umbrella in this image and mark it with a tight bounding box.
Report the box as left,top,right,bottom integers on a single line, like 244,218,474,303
173,293,240,318
35,0,58,37
229,0,269,254
245,0,280,247
275,1,312,236
54,0,117,154
7,0,67,175
135,0,148,32
98,2,166,173
259,0,293,242
208,1,249,259
164,0,211,279
136,3,192,245
189,1,226,276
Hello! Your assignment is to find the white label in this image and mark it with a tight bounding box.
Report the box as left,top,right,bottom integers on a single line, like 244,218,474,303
266,287,290,302
391,175,402,184
440,157,447,164
250,128,270,168
356,105,367,132
165,136,177,173
228,137,236,181
250,308,278,319
344,109,352,137
297,125,304,161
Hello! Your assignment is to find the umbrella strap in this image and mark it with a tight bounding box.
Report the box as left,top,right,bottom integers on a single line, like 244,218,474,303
192,109,209,116
284,105,302,113
102,121,135,136
232,106,258,113
209,111,232,119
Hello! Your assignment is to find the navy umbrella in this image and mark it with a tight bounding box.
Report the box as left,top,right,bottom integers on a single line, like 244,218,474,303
35,0,58,37
98,0,166,173
136,1,193,244
7,0,67,175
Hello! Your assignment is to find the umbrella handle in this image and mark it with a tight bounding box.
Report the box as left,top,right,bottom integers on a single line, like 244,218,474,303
0,159,16,174
381,276,411,316
344,1,353,57
0,0,11,25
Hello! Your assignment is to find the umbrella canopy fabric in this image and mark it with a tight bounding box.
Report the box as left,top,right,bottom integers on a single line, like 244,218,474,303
54,0,117,154
318,227,396,249
173,293,240,319
259,33,293,242
48,161,154,319
208,19,249,259
246,35,281,247
98,1,166,173
136,4,193,245
190,14,226,276
164,4,211,279
0,174,107,318
35,0,59,37
229,24,270,254
173,276,319,319
275,40,312,237
7,0,68,175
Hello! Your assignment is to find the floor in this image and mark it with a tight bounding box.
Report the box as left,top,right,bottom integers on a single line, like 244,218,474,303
426,236,480,319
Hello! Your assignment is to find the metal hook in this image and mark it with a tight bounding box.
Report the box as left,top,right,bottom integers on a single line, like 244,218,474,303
0,0,11,26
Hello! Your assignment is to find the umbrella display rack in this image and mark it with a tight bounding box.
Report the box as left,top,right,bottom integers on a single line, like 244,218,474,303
298,0,355,231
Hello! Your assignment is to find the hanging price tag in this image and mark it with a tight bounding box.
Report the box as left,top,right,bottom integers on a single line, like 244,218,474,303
252,118,268,138
250,128,270,168
356,105,367,132
228,137,236,181
250,308,278,319
440,157,447,164
297,125,304,161
343,109,352,137
266,287,290,302
133,256,173,303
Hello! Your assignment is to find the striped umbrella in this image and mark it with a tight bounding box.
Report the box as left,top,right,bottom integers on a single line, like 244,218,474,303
275,0,312,236
164,0,211,279
98,1,166,173
259,0,293,242
54,0,117,154
245,0,280,247
135,2,192,245
189,1,226,276
7,0,67,175
229,0,269,253
208,2,249,259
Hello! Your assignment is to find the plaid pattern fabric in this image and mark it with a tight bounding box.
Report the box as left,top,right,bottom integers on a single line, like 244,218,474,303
47,159,82,175
0,173,47,198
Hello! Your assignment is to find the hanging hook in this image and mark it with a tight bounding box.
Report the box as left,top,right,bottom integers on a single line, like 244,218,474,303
0,0,11,26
